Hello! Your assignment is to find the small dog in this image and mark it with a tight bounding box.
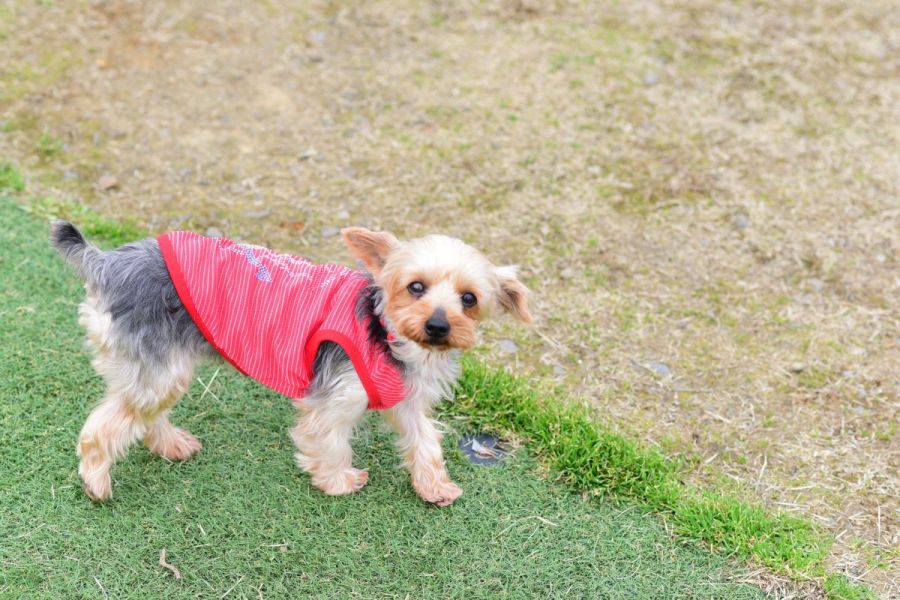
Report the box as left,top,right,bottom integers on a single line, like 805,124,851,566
50,222,531,505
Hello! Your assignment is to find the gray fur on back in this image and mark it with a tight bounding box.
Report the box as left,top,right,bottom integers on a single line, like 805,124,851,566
50,221,213,367
97,238,214,365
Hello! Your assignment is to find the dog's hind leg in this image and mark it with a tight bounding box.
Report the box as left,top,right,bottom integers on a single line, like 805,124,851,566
77,391,142,502
140,348,201,462
78,353,197,501
144,412,201,462
77,296,198,501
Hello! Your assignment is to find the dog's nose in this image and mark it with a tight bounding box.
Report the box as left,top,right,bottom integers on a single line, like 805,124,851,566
424,311,451,339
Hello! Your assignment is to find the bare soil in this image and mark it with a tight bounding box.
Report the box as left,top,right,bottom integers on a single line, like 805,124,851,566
1,0,897,595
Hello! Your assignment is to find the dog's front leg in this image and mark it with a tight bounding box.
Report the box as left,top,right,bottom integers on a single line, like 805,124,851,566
384,396,462,507
290,380,369,496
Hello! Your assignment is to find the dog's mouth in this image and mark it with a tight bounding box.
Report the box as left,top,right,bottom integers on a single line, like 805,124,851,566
422,336,452,351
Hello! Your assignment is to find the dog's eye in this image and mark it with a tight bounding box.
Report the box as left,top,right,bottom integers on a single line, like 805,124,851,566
407,281,426,297
461,292,477,308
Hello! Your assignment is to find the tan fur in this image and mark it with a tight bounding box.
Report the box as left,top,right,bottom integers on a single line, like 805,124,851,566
341,228,399,275
495,266,532,323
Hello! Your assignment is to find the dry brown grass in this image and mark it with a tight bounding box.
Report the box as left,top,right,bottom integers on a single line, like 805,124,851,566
2,0,897,595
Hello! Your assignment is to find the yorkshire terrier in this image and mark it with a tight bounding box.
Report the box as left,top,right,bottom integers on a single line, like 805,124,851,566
50,222,531,505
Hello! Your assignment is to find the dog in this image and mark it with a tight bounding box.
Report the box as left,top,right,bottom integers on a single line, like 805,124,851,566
50,222,531,505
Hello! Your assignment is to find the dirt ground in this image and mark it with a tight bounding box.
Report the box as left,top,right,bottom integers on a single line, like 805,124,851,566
1,0,897,595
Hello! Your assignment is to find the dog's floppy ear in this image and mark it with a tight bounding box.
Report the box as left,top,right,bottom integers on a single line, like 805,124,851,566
341,227,400,275
494,265,532,323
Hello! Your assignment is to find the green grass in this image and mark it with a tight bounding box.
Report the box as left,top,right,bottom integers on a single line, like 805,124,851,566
825,573,877,600
0,199,767,598
19,194,144,247
0,161,141,248
35,131,63,159
0,162,25,193
449,362,874,599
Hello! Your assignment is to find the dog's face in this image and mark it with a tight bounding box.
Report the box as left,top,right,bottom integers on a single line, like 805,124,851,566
342,227,531,351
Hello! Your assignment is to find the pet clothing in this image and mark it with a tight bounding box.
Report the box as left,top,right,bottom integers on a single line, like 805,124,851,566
158,232,406,409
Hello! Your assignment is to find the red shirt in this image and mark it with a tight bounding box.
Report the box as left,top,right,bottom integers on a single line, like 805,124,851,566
158,232,407,409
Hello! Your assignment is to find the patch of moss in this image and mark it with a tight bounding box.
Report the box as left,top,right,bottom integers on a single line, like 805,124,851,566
19,196,144,248
0,162,25,192
0,49,78,103
36,131,63,159
797,367,831,390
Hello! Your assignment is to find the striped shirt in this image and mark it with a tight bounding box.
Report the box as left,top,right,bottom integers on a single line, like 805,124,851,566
158,231,406,410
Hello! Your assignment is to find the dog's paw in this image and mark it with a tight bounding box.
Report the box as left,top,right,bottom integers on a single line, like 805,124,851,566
313,467,369,496
414,479,463,507
147,427,202,461
80,468,112,502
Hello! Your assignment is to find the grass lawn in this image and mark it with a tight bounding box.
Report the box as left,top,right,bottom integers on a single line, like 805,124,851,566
1,2,897,593
0,199,766,598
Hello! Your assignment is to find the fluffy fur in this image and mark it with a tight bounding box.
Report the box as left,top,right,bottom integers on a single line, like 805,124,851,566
50,222,531,505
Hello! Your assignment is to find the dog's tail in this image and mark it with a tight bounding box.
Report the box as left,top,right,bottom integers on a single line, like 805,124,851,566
49,220,104,285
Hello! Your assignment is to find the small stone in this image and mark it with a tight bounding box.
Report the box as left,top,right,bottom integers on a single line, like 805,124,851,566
731,212,750,230
62,169,79,181
807,278,825,293
643,71,659,86
553,365,567,377
242,208,272,219
97,173,118,191
298,148,318,161
320,227,340,238
851,405,865,415
206,227,223,238
646,361,671,376
309,30,326,46
675,317,693,329
336,210,350,221
638,122,656,135
498,339,518,353
789,362,806,374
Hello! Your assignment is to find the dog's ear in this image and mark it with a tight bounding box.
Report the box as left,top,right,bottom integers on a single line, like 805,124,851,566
341,227,400,275
494,265,532,323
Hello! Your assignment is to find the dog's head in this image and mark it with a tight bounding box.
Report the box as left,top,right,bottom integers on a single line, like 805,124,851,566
342,227,531,351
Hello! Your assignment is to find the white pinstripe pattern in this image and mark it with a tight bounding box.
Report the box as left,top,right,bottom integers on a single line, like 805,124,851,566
158,232,407,409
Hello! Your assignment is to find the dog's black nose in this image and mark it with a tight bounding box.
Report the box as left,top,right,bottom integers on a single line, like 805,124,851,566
424,310,451,339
